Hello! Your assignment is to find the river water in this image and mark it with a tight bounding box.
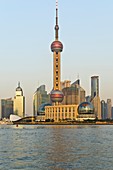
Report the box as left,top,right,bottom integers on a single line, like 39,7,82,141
0,125,113,170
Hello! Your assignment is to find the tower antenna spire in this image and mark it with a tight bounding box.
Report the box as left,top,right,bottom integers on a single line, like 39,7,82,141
56,0,58,10
18,81,20,87
55,0,59,40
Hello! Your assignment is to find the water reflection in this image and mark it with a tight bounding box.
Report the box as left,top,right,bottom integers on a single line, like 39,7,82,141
0,125,113,169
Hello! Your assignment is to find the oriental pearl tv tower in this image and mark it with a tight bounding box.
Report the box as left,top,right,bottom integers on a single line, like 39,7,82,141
50,0,64,105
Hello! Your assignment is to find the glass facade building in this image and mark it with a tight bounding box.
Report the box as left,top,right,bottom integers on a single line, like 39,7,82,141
33,85,50,116
1,98,13,119
62,79,85,105
107,99,112,119
91,76,101,119
91,76,99,99
101,100,107,119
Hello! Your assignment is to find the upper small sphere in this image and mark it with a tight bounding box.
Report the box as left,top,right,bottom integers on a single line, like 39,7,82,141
50,90,64,103
55,25,59,30
51,41,63,52
78,102,94,114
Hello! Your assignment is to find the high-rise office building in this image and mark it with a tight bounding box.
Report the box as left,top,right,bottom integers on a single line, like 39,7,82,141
80,86,86,103
91,76,101,119
33,85,49,116
72,79,85,103
62,86,80,105
1,98,13,119
107,99,112,119
91,96,101,119
62,79,85,105
13,82,25,118
91,76,99,99
111,107,113,119
101,100,107,120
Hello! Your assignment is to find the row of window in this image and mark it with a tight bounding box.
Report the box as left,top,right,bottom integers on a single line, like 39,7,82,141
77,114,95,118
46,108,75,112
55,56,59,89
46,112,75,118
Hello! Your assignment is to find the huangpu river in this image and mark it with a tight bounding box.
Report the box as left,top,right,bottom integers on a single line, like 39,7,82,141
0,125,113,170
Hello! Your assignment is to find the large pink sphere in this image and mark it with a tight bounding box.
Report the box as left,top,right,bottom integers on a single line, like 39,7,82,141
51,41,63,52
50,90,64,103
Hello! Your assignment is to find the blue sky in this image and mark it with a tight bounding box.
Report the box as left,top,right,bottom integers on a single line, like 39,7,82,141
0,0,113,114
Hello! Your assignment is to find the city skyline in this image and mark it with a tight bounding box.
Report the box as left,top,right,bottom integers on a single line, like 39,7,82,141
0,0,113,114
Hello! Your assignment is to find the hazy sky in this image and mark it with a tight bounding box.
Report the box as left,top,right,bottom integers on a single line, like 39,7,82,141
0,0,113,115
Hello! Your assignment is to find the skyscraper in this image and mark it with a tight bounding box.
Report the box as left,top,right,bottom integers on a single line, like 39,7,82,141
62,79,85,105
91,76,101,119
33,85,49,116
13,82,25,118
101,100,107,120
111,107,113,119
71,79,85,103
91,76,99,99
1,98,13,119
107,99,112,119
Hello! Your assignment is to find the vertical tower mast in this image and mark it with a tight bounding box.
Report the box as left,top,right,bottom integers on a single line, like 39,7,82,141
55,0,59,40
50,0,64,105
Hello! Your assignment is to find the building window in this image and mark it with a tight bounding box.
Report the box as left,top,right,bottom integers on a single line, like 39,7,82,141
56,71,58,76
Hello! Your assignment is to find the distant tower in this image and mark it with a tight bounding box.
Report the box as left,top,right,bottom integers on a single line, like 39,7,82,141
107,99,112,119
101,100,107,120
91,76,99,99
33,85,49,116
1,98,13,119
13,82,25,118
50,0,64,105
91,76,101,119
